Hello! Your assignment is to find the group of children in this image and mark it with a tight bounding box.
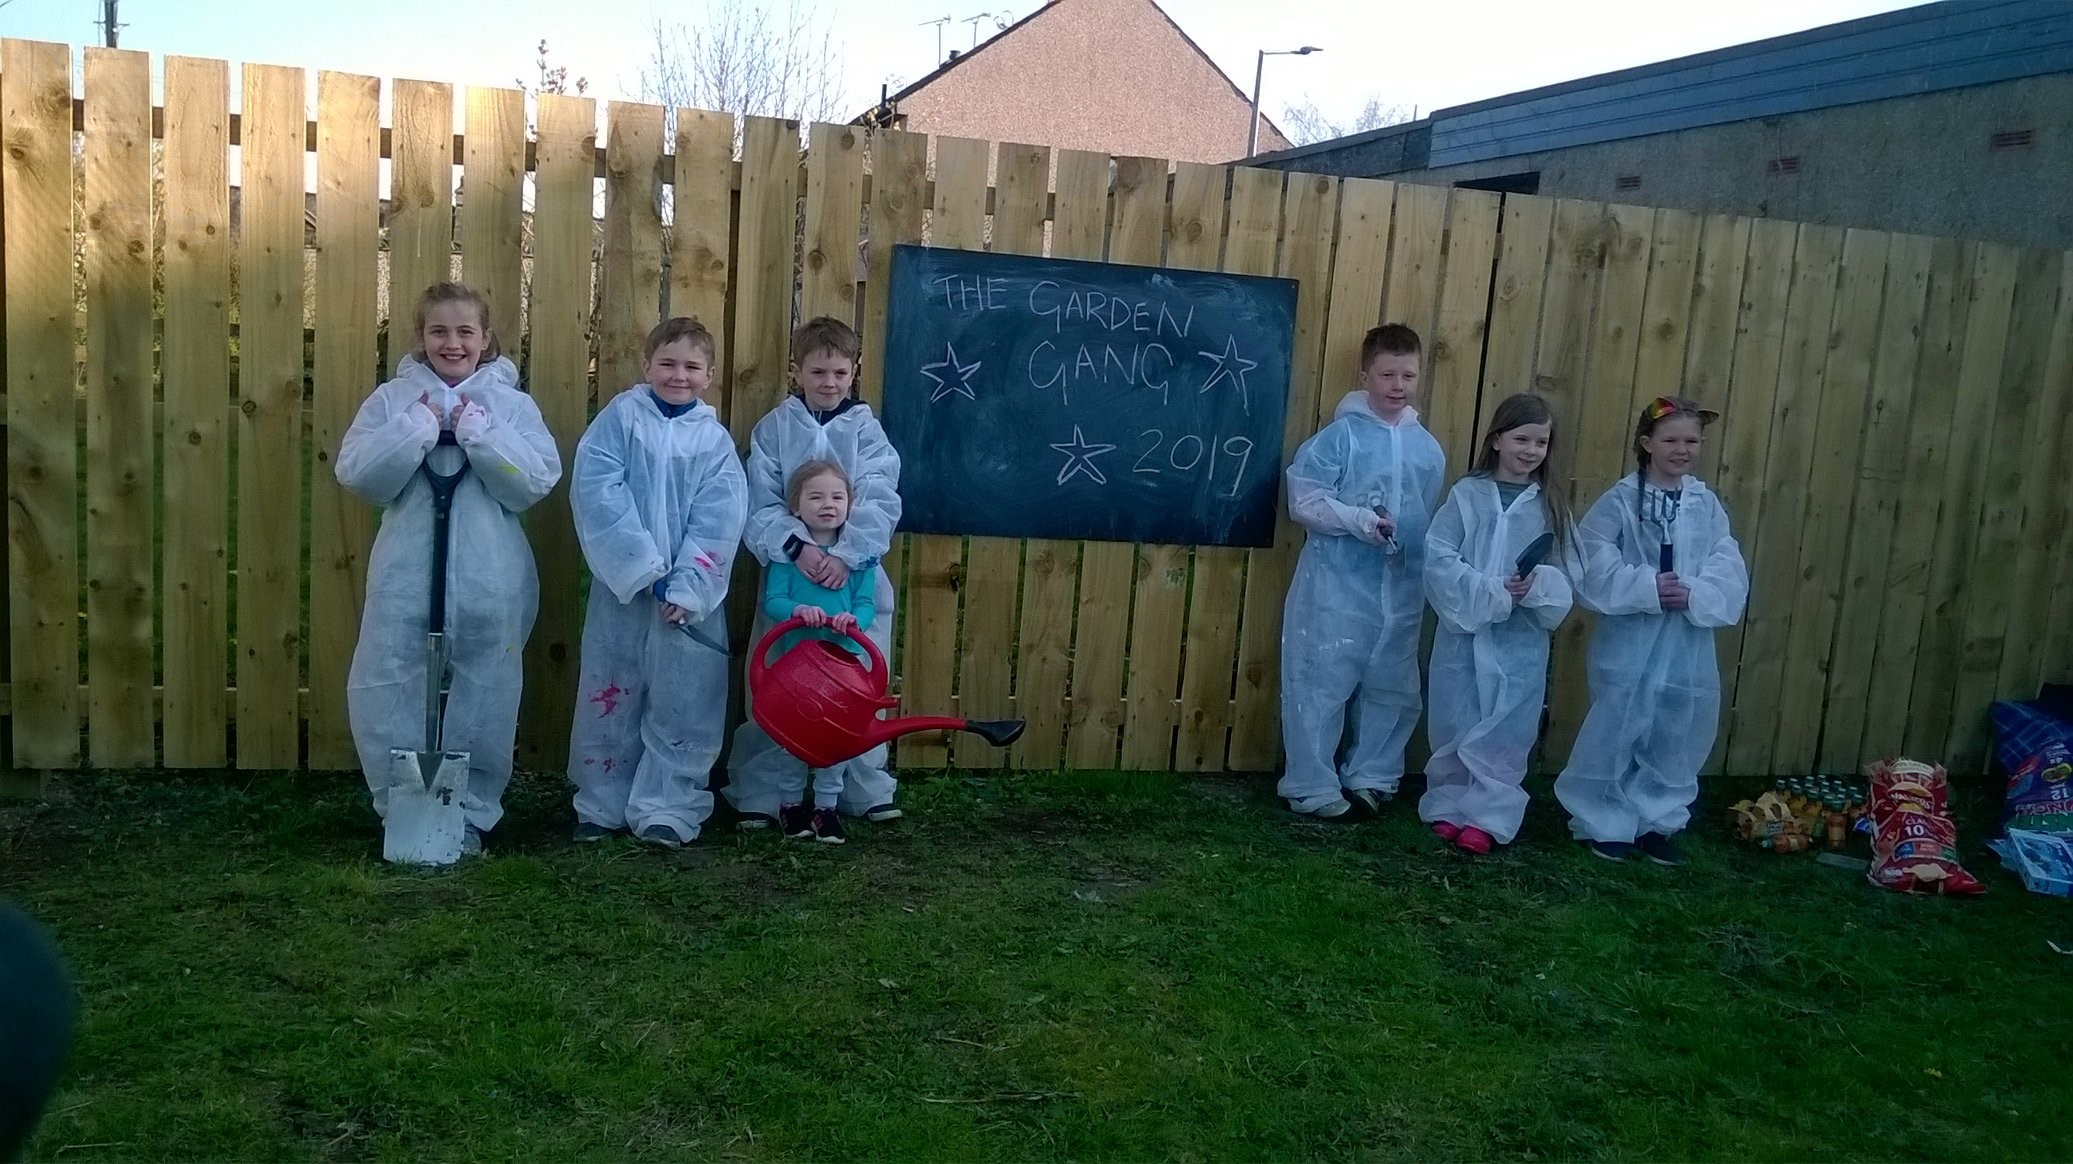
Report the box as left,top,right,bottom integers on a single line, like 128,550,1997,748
338,283,898,856
337,282,1746,867
1279,325,1749,866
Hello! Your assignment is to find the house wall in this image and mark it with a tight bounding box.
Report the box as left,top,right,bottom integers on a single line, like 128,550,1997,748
892,0,1290,164
1400,74,2073,251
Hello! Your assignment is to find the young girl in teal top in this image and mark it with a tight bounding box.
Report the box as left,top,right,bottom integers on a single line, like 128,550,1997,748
761,459,877,842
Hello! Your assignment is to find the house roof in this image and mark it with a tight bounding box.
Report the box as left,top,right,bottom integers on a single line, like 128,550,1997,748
855,0,1287,144
1246,0,2073,174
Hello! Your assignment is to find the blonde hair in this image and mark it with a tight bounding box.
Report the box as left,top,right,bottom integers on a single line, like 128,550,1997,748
412,281,500,364
786,459,852,513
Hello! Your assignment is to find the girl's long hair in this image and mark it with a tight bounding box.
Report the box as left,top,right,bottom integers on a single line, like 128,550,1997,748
1473,392,1571,548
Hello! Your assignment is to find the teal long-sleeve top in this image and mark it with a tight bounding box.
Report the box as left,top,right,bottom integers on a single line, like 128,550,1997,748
763,556,877,657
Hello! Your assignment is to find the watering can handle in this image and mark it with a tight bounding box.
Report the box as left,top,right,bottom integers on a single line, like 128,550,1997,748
749,614,887,684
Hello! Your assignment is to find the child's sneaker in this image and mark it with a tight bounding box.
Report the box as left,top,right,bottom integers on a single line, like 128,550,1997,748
1346,788,1389,817
779,803,814,839
638,825,683,849
1292,797,1353,820
1636,832,1686,867
572,822,614,844
1585,839,1633,862
1454,826,1495,855
1431,821,1463,843
735,812,777,832
811,807,847,845
862,803,903,822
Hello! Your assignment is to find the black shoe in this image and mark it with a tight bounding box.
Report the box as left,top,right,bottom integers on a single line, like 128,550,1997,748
1586,840,1632,862
735,812,778,832
779,803,814,839
638,825,684,849
863,802,903,822
572,822,614,844
811,807,847,845
1636,832,1685,867
1345,788,1388,817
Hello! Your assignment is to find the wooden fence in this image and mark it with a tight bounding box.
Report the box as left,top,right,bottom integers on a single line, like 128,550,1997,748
3,41,2070,778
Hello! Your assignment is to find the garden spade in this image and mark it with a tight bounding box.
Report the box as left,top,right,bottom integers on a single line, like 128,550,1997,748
384,446,471,867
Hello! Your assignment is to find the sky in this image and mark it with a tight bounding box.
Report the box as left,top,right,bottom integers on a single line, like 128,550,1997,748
3,0,1924,129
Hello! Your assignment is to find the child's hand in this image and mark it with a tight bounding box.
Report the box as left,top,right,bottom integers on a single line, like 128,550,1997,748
415,391,446,429
453,394,490,441
659,602,690,626
793,604,828,628
796,543,850,589
1657,572,1691,611
1375,510,1397,541
1505,573,1532,604
829,612,859,633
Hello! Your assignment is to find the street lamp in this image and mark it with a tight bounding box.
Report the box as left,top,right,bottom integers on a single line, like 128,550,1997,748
1249,46,1321,158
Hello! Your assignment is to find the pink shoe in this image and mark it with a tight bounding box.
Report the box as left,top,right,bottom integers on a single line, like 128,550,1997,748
1455,826,1495,855
1431,821,1463,842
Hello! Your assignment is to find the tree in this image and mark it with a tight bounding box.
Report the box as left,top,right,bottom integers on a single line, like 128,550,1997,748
1279,95,1416,147
520,39,588,97
641,0,844,123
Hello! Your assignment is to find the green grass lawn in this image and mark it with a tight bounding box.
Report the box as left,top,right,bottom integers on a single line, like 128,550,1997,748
4,767,2070,1161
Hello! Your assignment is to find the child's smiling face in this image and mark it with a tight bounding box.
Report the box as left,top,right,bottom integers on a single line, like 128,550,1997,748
1491,421,1551,483
797,471,851,536
792,348,857,410
421,301,488,381
1641,414,1704,482
646,337,712,405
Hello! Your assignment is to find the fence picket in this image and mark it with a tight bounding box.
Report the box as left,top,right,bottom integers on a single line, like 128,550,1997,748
82,48,155,766
1817,234,1934,773
3,39,81,769
309,71,382,771
235,63,308,768
160,56,232,768
1228,172,1340,772
515,93,597,768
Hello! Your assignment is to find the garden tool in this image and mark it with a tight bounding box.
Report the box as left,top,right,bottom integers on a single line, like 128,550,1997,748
1643,483,1682,572
1515,531,1555,576
748,616,1024,768
383,445,471,867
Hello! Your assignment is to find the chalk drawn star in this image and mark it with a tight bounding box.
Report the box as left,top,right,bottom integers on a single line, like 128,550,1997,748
920,342,983,403
1196,334,1259,414
1049,425,1118,487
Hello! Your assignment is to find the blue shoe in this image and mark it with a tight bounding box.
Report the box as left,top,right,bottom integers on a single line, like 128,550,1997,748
1636,832,1686,867
638,825,684,849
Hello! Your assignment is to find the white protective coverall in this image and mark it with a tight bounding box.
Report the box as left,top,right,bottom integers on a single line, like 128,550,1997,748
337,354,562,833
1554,474,1748,842
1278,393,1447,812
1418,477,1574,843
568,389,748,842
724,396,903,818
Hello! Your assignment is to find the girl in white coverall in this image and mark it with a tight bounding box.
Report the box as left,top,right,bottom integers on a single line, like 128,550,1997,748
1555,396,1747,867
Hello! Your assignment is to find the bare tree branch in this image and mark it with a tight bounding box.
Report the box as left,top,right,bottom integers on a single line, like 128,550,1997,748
1279,94,1416,146
641,0,845,123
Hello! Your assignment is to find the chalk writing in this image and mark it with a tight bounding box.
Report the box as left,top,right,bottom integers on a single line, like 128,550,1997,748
1050,425,1119,486
884,245,1296,548
920,342,983,403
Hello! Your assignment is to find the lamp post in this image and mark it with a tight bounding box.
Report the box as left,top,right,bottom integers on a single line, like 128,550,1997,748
1248,45,1321,158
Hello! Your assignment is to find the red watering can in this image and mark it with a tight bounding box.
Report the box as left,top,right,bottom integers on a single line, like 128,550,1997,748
748,615,1026,768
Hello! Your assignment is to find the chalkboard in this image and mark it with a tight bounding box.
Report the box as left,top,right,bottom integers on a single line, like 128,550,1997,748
882,244,1297,548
